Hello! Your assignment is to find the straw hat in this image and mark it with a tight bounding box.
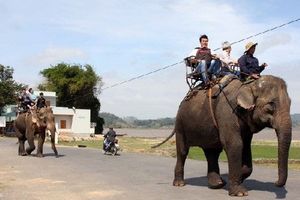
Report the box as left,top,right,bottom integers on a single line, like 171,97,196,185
222,41,231,50
245,42,257,52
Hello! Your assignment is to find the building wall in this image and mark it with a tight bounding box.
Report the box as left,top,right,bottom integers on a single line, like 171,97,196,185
34,91,57,107
46,97,57,107
54,115,73,129
71,109,91,135
52,107,92,136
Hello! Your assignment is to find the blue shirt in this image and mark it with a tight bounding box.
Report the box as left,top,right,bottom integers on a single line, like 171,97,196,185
238,54,265,76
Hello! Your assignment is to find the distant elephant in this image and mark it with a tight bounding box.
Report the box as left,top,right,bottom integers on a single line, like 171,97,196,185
14,107,58,157
155,75,292,196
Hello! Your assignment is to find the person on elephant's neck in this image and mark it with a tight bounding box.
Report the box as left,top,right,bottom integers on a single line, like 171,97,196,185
238,42,268,80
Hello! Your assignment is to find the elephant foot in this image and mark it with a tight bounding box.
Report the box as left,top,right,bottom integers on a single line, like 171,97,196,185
275,180,286,187
26,148,35,155
173,179,185,187
53,150,58,157
37,153,44,158
241,165,252,182
207,172,226,189
229,185,248,197
19,152,28,156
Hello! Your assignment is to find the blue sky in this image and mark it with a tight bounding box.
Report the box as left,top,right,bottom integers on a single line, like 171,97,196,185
0,0,299,119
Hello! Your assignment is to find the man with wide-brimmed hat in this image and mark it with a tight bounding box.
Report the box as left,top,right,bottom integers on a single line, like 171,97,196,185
238,42,268,80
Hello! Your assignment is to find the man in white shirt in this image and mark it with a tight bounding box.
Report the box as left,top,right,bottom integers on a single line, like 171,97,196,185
218,41,239,75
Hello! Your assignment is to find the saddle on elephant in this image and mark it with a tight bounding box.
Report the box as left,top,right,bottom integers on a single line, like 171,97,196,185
184,56,201,89
184,56,237,92
21,106,48,128
184,74,238,101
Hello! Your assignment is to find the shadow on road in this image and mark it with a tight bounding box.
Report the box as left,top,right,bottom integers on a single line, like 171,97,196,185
185,176,209,187
29,153,65,158
185,175,287,199
245,179,287,199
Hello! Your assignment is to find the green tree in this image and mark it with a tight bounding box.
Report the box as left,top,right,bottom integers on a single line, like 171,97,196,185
39,63,104,133
0,65,23,113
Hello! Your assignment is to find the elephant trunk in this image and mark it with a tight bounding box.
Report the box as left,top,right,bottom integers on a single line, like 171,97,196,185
47,123,55,135
47,122,58,157
274,111,292,187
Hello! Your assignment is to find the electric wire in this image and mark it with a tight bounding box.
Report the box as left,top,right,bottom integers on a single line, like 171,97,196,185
103,18,300,90
58,17,299,104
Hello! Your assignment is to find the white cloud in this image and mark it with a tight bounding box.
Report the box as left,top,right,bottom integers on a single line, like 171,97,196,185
2,0,299,118
100,64,188,119
26,47,88,66
256,33,292,54
97,1,298,118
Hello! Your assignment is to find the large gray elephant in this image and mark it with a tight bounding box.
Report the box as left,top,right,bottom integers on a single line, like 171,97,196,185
14,107,58,157
156,75,292,196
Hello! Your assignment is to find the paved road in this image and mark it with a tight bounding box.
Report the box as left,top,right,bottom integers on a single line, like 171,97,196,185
0,137,299,200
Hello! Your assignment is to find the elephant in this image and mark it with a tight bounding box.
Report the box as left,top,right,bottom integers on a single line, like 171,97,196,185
155,75,292,196
14,107,58,157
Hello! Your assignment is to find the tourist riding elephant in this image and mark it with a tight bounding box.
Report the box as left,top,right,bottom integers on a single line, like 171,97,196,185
154,75,291,196
14,107,58,157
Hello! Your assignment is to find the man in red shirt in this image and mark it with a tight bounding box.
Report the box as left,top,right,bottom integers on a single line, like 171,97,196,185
188,35,221,86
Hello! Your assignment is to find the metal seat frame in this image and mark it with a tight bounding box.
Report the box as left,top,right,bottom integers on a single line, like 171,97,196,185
184,56,203,90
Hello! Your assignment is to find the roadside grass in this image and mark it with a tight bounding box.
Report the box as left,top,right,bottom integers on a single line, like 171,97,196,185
58,137,300,170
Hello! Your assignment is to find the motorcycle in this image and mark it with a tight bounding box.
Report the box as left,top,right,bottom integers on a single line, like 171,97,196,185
103,138,120,156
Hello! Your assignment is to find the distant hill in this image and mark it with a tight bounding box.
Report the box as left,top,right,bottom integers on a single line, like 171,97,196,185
99,112,175,128
100,112,300,129
291,114,300,127
99,112,131,128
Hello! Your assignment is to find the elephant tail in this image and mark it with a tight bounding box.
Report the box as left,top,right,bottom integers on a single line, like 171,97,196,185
151,129,175,148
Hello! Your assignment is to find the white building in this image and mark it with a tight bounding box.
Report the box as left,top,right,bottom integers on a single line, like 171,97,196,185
34,91,94,136
52,106,92,135
34,91,57,107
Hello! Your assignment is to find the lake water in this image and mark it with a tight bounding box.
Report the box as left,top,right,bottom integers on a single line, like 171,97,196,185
109,128,300,141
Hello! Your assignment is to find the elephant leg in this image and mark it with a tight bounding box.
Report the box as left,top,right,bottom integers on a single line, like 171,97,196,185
18,137,27,156
173,131,189,187
224,138,248,196
37,131,45,157
15,127,27,156
50,133,58,157
203,148,226,189
241,134,253,182
25,129,35,155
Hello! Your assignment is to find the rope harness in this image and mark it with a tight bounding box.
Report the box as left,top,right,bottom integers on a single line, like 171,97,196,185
208,87,219,128
183,73,257,132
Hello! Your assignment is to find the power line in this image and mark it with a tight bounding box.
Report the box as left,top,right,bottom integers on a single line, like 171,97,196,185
103,17,300,90
102,61,184,90
59,61,184,104
59,17,300,104
213,18,300,51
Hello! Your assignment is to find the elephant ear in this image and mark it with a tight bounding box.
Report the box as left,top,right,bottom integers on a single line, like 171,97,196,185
30,110,39,126
237,86,255,110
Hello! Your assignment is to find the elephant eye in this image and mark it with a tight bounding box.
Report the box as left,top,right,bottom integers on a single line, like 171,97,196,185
264,102,275,114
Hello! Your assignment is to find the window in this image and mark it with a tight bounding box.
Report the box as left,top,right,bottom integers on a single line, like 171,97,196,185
60,120,66,129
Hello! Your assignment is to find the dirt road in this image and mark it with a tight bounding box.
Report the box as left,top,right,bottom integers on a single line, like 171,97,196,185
0,137,299,200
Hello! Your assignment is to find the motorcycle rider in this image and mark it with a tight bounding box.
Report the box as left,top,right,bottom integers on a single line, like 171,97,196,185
103,127,117,151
